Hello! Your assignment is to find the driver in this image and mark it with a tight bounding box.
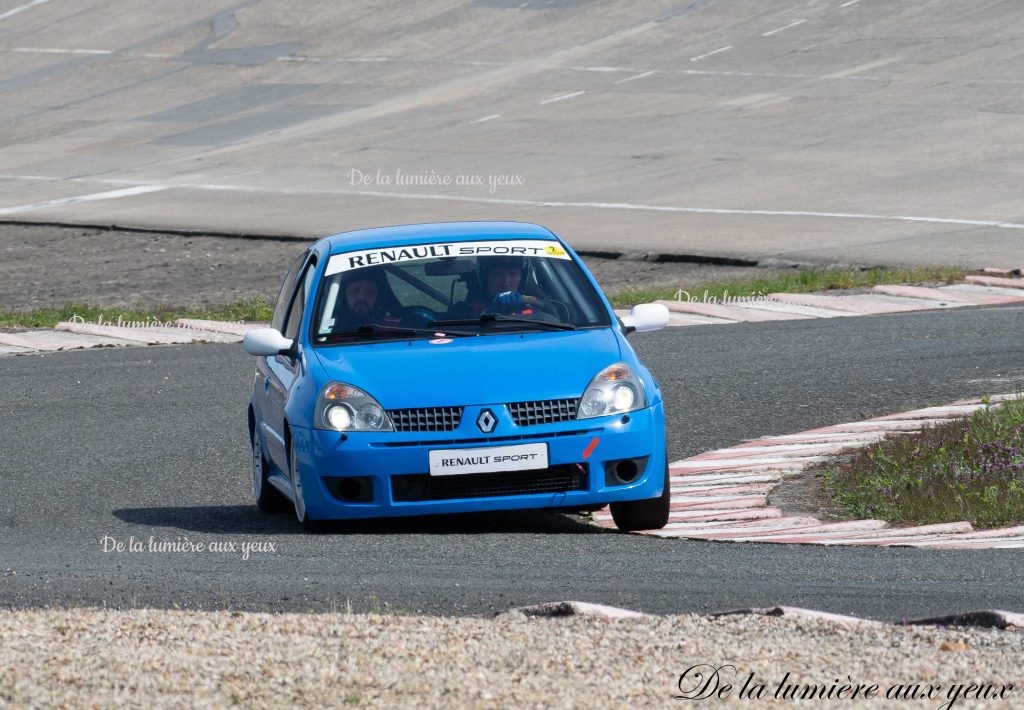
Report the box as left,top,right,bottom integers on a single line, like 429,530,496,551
449,255,531,317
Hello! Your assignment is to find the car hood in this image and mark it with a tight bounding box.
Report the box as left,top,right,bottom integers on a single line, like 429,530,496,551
311,328,622,408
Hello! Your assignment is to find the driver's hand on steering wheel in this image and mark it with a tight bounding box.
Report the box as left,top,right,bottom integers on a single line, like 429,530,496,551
491,291,525,310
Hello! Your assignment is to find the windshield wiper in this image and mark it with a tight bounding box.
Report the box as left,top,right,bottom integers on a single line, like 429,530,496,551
430,314,576,331
320,324,476,341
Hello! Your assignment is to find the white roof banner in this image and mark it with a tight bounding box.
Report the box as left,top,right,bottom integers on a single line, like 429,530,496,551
325,239,570,276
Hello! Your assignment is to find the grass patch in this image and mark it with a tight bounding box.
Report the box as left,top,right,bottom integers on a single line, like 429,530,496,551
817,396,1024,529
0,297,274,329
607,266,967,308
0,265,970,326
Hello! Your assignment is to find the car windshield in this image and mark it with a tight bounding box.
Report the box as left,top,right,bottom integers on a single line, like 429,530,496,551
311,238,611,345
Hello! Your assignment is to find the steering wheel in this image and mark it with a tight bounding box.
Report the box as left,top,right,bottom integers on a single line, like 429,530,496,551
483,292,560,320
405,306,441,327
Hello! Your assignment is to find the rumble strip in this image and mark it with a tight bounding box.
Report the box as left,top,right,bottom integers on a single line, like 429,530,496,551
591,394,1024,548
616,272,1024,327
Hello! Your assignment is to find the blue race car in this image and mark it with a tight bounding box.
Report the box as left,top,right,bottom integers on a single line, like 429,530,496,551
243,222,671,532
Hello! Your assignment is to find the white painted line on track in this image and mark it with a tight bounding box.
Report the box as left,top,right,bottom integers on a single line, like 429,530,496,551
690,46,732,62
539,91,584,105
14,47,113,55
469,114,500,124
170,189,1024,231
0,0,51,22
276,54,394,64
839,0,861,6
614,70,656,85
262,55,890,83
762,20,805,37
825,57,899,79
3,173,1024,233
5,48,200,61
0,186,167,216
0,173,54,181
680,67,887,82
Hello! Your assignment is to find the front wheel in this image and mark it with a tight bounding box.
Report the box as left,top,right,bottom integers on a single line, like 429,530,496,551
289,437,328,532
609,462,670,532
252,428,288,513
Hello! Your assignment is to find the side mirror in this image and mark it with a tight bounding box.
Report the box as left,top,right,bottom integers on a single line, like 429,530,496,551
620,303,669,334
243,328,295,356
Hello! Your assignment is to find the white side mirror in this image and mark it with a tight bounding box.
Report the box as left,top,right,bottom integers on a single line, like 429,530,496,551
620,303,670,333
243,328,295,356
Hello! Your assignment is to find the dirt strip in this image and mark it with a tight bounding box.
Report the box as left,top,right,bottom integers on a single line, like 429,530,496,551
1,608,1021,708
1,223,789,310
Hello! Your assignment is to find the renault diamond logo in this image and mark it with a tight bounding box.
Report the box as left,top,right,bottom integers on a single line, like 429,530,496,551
476,409,497,434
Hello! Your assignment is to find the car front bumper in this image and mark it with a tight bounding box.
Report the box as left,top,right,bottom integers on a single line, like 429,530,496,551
289,402,667,520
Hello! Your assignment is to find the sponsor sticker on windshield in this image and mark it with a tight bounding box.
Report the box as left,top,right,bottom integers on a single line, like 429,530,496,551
325,239,571,276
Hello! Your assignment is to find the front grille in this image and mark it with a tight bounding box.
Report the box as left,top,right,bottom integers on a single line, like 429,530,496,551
507,398,579,426
391,465,588,502
388,406,463,432
372,429,599,448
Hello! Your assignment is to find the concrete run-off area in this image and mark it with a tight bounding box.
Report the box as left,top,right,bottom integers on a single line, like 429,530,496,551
1,2,1024,266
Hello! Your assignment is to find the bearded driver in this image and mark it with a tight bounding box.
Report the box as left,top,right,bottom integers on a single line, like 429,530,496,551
332,267,403,332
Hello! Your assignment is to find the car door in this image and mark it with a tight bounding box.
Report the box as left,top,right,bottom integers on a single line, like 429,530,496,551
255,251,314,472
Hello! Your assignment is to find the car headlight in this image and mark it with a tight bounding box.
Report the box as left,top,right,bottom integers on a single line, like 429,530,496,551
576,363,647,419
314,382,394,432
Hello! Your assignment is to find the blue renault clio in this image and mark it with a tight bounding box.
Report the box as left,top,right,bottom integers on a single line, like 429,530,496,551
244,222,671,532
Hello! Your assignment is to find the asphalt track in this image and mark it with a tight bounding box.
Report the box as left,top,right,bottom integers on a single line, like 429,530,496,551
1,304,1022,619
2,0,1024,266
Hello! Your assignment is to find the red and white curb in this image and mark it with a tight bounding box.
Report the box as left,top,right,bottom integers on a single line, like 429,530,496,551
616,271,1024,327
506,601,648,619
0,319,267,355
592,393,1024,548
714,606,1024,629
504,602,1024,629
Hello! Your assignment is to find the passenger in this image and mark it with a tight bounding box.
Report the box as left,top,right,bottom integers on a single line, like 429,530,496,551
332,267,403,332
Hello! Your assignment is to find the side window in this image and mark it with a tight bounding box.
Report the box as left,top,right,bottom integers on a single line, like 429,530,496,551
271,251,309,332
283,258,317,342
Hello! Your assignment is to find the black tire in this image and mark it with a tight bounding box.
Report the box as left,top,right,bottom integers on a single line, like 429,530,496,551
252,427,288,513
609,461,671,532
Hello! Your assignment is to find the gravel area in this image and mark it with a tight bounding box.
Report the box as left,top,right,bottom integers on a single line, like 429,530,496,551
1,609,1021,708
0,223,791,310
768,469,851,522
